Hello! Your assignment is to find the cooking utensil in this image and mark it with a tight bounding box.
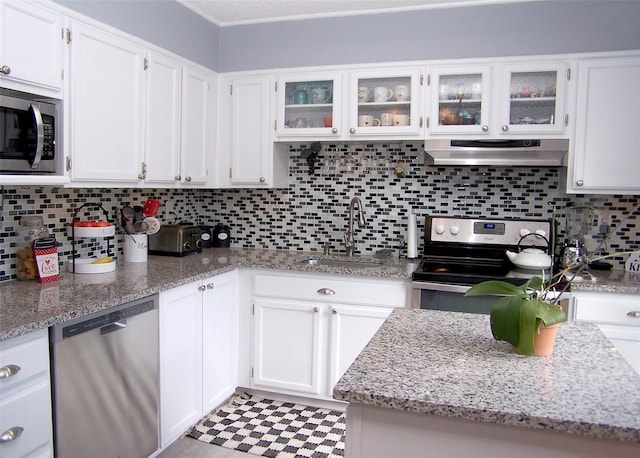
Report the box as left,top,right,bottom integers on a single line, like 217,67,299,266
132,220,149,234
121,206,135,234
143,216,161,235
133,205,144,224
143,198,161,217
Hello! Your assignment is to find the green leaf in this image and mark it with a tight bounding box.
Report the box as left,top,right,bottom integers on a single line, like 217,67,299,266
489,296,522,346
465,280,526,297
515,298,539,355
536,301,567,327
526,276,544,291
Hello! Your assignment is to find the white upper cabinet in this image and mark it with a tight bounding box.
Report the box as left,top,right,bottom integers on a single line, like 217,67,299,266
274,68,423,140
427,61,569,137
0,0,64,95
144,50,182,184
145,54,213,187
216,74,287,188
275,72,342,139
348,68,423,138
568,54,640,194
68,20,144,183
179,65,212,186
428,65,491,135
498,62,568,135
68,19,215,187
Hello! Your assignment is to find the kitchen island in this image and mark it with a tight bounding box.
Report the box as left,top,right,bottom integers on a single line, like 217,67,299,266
333,308,640,458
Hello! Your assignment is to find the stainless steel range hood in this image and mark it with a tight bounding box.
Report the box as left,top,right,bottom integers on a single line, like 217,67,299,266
424,139,569,167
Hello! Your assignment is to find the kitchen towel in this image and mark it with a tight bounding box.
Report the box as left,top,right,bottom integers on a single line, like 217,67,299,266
188,392,345,457
407,213,418,259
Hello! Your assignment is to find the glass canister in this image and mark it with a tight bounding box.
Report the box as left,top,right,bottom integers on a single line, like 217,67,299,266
16,215,49,280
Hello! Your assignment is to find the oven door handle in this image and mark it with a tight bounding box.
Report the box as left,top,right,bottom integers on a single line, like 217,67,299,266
411,281,472,294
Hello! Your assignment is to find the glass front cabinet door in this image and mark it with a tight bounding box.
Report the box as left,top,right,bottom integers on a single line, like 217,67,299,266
348,69,423,137
428,66,491,135
275,73,342,137
498,63,568,134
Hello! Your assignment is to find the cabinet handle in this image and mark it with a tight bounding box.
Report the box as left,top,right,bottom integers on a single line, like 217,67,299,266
207,283,214,289
419,116,423,128
0,364,20,379
0,65,10,75
313,307,319,313
174,175,181,181
259,177,266,183
317,288,335,295
0,426,24,444
138,162,147,180
332,127,338,134
185,176,192,182
501,125,509,132
627,311,640,318
576,180,584,187
198,285,206,292
349,127,356,134
482,125,489,132
332,308,338,315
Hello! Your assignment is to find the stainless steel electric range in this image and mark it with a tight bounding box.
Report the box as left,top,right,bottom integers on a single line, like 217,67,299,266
411,216,563,314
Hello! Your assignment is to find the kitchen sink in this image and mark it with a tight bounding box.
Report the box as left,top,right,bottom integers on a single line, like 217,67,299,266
296,257,384,269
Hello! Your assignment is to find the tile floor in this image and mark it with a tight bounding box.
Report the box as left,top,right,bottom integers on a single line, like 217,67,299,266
158,435,250,457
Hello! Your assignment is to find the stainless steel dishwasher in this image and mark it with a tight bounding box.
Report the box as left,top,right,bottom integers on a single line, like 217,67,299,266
51,295,159,458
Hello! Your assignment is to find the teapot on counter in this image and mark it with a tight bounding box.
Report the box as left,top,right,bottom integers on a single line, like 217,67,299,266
506,233,553,270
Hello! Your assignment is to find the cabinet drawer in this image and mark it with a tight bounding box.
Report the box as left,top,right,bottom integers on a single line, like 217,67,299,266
0,330,50,393
254,273,407,308
0,381,53,457
574,293,640,326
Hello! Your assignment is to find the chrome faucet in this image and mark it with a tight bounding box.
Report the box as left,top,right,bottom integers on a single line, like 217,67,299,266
344,197,367,256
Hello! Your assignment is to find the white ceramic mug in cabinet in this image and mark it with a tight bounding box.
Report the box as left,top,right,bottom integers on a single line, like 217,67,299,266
394,114,410,126
358,87,370,103
358,115,381,127
373,87,393,102
380,112,394,126
395,85,410,101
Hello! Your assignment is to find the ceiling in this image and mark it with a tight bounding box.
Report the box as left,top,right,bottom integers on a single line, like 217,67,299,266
177,0,531,27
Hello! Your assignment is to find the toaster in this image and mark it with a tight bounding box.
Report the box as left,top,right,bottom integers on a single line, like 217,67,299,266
148,224,203,256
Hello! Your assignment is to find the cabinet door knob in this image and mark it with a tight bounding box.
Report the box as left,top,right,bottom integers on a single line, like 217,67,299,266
259,177,266,183
576,180,584,187
0,364,20,379
0,426,24,444
198,285,206,292
482,125,489,132
313,306,319,313
332,127,338,134
317,288,335,295
627,311,640,318
501,125,509,132
349,127,356,134
332,308,338,314
174,175,181,181
207,283,214,289
0,65,11,75
185,176,192,182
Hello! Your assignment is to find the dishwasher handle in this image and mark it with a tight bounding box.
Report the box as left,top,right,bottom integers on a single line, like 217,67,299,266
100,320,127,335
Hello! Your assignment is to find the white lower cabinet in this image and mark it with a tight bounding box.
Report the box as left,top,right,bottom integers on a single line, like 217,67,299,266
0,329,53,458
572,292,640,374
159,270,238,448
251,272,406,399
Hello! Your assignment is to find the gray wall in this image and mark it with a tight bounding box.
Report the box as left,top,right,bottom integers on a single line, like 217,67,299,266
219,0,640,71
53,1,640,73
53,0,220,70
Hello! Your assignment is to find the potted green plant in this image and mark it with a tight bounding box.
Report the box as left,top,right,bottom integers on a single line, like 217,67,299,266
464,276,567,356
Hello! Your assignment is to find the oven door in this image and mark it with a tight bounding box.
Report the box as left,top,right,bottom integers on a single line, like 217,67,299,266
411,281,497,315
412,281,572,318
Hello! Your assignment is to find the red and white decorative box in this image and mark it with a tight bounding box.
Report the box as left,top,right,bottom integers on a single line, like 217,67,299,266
33,244,60,283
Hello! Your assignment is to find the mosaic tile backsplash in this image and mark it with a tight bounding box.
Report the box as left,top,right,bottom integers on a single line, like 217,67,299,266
1,143,638,281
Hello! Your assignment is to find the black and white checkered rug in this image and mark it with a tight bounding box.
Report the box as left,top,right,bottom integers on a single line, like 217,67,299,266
188,393,345,457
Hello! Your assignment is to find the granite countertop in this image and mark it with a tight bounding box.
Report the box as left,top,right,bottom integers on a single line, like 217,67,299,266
0,248,417,342
333,308,640,443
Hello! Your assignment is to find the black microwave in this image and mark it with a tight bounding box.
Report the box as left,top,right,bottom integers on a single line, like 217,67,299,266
0,92,56,174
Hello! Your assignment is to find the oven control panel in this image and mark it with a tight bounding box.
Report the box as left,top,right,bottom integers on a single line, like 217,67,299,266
428,217,550,246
